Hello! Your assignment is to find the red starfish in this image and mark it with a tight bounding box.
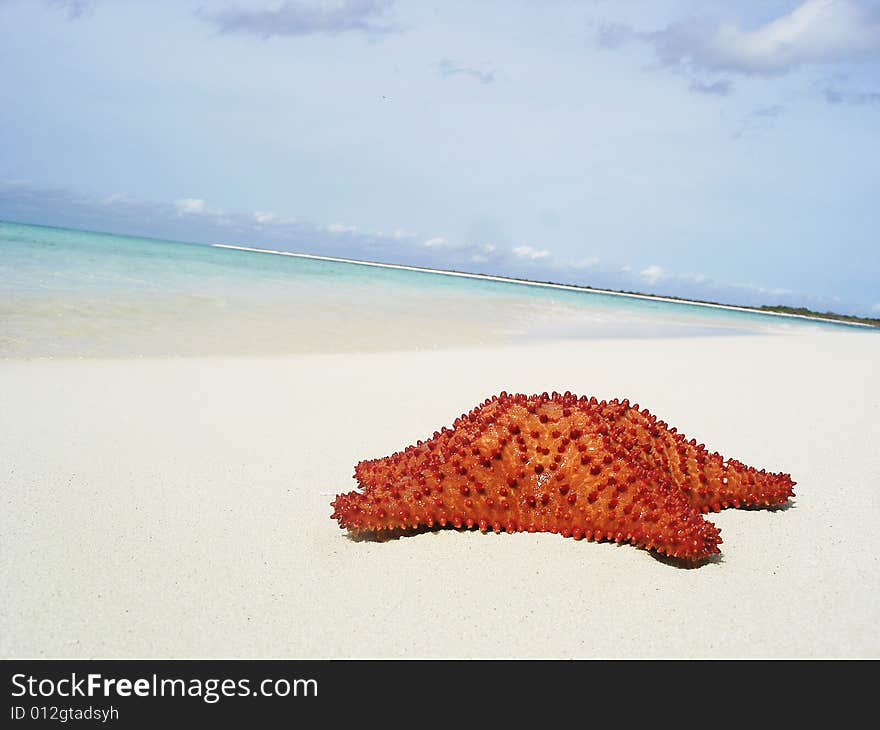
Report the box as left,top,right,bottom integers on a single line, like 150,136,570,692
331,392,795,561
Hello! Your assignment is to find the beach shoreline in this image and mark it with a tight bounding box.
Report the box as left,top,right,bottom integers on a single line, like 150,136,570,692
211,243,878,330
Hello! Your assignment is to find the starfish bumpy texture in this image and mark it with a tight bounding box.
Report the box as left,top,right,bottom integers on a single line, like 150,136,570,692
331,392,795,560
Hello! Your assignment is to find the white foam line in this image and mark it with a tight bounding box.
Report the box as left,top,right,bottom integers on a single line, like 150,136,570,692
210,243,873,329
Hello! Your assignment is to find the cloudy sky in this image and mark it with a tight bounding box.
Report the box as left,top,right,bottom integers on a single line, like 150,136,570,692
1,0,878,315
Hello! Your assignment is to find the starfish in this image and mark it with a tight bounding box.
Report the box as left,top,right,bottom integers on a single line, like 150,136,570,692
331,392,795,561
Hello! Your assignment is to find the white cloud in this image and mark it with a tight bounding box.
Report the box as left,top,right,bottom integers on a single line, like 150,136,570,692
201,0,396,39
872,302,880,313
327,223,356,234
253,211,276,224
574,256,600,269
640,264,666,284
513,245,550,260
175,198,206,215
469,243,498,263
641,264,713,286
698,0,880,74
424,236,481,251
602,0,880,76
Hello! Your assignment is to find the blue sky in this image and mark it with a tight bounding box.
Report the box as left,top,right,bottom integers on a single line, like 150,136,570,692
1,0,878,315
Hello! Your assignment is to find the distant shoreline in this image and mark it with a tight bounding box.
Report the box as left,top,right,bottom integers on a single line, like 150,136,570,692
211,243,879,330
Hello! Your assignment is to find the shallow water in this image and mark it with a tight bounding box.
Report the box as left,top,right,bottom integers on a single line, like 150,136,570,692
0,220,864,357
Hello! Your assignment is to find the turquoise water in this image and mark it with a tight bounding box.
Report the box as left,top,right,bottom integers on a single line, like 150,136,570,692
0,220,869,357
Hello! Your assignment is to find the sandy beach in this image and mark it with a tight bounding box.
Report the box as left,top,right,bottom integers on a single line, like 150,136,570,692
2,330,878,658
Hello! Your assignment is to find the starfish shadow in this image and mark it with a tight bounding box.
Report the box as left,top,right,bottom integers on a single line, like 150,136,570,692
740,499,796,513
650,551,723,569
346,525,724,567
346,525,443,542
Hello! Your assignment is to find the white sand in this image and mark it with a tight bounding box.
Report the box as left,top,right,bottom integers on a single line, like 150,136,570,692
1,331,878,658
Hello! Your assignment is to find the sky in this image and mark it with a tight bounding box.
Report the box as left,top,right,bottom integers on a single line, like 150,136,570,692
0,0,878,316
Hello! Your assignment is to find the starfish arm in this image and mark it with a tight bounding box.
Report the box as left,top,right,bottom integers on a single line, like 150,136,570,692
610,406,796,512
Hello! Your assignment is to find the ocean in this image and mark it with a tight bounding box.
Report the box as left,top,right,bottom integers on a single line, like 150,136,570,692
0,220,867,357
